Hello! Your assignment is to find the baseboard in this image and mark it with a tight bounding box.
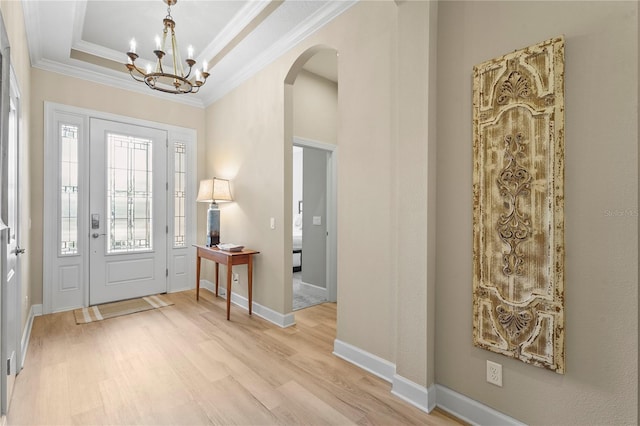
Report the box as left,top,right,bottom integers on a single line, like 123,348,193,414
297,280,328,301
392,375,436,414
331,339,524,425
435,385,525,426
20,304,42,370
200,280,296,328
332,339,395,382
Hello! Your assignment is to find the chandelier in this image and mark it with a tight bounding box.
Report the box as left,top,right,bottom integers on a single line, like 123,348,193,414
125,0,208,94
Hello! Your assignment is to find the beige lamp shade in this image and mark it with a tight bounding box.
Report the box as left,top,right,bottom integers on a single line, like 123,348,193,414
196,178,233,203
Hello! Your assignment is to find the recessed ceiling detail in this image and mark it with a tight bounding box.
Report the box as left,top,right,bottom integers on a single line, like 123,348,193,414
22,0,355,108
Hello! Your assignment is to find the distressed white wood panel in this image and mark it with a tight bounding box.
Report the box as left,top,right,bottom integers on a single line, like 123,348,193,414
472,37,565,373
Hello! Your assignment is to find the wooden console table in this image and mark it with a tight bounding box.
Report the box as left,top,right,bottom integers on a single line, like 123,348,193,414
194,245,260,320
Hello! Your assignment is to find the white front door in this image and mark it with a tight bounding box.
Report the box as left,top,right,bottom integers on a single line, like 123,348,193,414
89,119,167,305
2,74,22,413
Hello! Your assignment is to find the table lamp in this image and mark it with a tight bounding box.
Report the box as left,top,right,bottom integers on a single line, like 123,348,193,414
196,177,233,246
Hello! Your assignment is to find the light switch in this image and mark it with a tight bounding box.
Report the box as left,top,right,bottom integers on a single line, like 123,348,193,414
270,217,276,229
313,216,322,226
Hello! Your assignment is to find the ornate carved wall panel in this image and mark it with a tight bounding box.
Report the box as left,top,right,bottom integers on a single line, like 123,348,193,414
472,37,565,373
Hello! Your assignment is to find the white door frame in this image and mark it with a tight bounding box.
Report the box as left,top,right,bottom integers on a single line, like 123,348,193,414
293,136,337,302
1,65,23,415
43,103,197,314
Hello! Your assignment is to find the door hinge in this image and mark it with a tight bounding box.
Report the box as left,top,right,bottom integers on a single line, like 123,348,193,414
166,182,169,190
166,268,169,277
166,225,169,234
7,358,10,375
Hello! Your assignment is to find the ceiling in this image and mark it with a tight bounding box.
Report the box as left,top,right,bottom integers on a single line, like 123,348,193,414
22,0,351,108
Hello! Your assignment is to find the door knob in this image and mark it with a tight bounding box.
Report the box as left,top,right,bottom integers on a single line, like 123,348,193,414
92,233,106,239
14,246,25,255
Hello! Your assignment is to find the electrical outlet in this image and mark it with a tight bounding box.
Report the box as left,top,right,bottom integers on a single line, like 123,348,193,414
232,273,239,283
486,360,502,387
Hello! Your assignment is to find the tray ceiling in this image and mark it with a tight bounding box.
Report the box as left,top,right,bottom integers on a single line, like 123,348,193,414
23,0,351,108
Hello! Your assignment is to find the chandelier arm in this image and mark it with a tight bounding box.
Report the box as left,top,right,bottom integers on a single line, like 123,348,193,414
124,0,203,95
129,70,146,83
126,62,147,82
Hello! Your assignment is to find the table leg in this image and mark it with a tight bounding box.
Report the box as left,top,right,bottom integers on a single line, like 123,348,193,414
248,256,253,316
226,261,232,320
196,253,201,301
215,262,219,297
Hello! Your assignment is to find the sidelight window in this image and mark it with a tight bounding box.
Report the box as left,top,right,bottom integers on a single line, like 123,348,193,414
60,124,78,255
174,142,186,247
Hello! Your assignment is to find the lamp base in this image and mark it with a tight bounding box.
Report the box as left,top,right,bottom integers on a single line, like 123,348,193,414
207,231,220,247
206,203,221,247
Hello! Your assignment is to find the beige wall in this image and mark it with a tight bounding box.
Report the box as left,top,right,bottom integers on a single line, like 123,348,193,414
395,0,437,388
1,0,33,331
203,66,289,311
436,1,638,424
10,0,638,423
204,1,400,362
293,69,337,144
29,69,206,306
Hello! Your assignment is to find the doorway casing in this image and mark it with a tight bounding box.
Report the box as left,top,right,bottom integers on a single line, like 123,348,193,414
42,102,197,314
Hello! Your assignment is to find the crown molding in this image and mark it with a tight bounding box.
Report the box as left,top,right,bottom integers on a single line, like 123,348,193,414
23,0,357,110
33,58,206,109
202,0,357,106
200,1,272,61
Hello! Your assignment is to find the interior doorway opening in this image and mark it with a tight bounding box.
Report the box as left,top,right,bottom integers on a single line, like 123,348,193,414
284,46,338,313
292,140,337,310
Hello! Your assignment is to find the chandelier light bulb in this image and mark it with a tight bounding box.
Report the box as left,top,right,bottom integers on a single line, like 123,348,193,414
155,35,161,50
129,38,136,54
203,60,208,73
187,45,194,60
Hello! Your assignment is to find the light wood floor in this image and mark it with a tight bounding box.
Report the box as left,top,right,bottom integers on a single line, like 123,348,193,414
8,289,462,425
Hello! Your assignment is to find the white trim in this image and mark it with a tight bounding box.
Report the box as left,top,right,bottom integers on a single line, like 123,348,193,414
32,58,205,109
199,2,271,63
24,1,355,109
331,339,524,425
43,102,197,314
391,375,436,414
252,301,296,328
332,339,396,383
200,280,296,328
20,304,42,371
203,1,357,105
293,136,336,152
435,385,525,426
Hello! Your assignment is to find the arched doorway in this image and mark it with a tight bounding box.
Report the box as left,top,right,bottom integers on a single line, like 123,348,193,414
284,46,338,314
